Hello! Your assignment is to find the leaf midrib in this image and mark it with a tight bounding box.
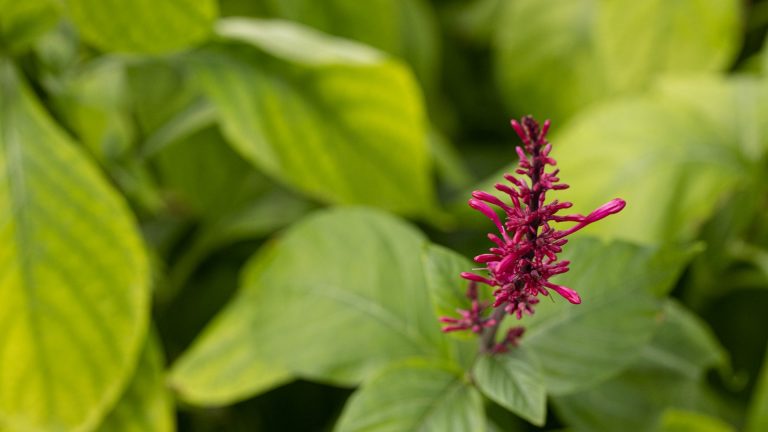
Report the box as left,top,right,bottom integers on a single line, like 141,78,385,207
282,280,437,356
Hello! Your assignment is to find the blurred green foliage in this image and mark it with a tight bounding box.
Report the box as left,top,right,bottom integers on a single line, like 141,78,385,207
1,0,768,431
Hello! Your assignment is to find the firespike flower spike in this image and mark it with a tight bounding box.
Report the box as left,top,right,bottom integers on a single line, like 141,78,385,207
440,116,625,354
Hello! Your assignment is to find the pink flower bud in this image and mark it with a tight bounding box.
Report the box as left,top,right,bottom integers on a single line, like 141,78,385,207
545,282,581,304
585,198,626,223
440,116,623,353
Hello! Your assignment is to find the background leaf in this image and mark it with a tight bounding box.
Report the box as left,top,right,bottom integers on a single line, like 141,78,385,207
654,76,768,162
0,60,149,431
49,57,134,162
96,332,174,432
154,127,263,219
746,344,768,432
220,0,440,88
553,298,736,431
334,359,485,432
153,126,312,300
493,0,741,123
552,79,762,244
0,0,61,53
655,409,735,432
186,18,434,216
170,207,449,405
64,0,218,53
642,300,728,379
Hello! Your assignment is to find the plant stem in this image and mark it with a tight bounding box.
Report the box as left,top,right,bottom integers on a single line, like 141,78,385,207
480,306,507,354
479,129,545,354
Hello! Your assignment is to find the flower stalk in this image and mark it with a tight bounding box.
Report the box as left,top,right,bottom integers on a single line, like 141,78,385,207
441,116,625,354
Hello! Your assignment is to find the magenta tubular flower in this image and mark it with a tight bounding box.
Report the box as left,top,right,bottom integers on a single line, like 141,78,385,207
441,116,625,353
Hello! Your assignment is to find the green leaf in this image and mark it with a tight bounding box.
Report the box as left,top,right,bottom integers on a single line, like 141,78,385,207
168,347,292,408
429,128,473,191
163,187,311,298
234,0,440,87
763,35,768,75
155,127,262,219
96,332,174,432
493,0,741,123
422,244,483,336
50,57,134,162
64,0,218,53
0,0,61,53
170,207,449,405
473,349,546,426
553,297,737,431
420,244,486,369
141,100,217,158
656,409,735,432
334,359,485,432
641,300,728,379
553,79,759,244
746,344,768,432
154,126,312,301
443,0,506,45
554,364,737,432
593,1,740,94
188,18,434,216
684,182,767,310
0,60,149,430
493,0,602,124
654,76,768,162
521,238,691,395
127,60,204,136
553,368,732,432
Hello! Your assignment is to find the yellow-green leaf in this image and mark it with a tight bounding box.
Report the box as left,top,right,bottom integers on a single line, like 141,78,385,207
96,332,174,432
170,208,449,405
65,0,217,53
0,60,149,431
188,19,434,216
335,359,485,432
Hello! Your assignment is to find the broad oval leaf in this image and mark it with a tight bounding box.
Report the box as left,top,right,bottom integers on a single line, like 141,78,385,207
653,76,768,163
96,332,174,432
170,207,448,405
334,359,485,432
453,78,767,243
0,61,149,431
65,0,218,53
494,0,741,123
553,297,735,431
554,369,736,432
230,0,440,87
473,349,546,426
554,84,757,244
641,300,728,380
522,238,692,395
188,18,434,216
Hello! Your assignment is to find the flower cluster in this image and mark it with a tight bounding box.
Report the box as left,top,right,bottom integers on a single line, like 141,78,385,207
441,116,625,353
